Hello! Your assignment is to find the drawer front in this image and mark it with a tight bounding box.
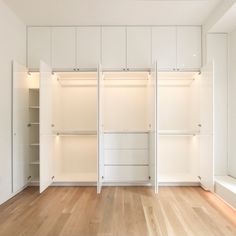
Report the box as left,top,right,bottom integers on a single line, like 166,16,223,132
104,133,148,149
104,166,149,182
104,149,148,165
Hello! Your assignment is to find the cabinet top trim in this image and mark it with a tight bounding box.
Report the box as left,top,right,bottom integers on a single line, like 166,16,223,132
27,25,202,28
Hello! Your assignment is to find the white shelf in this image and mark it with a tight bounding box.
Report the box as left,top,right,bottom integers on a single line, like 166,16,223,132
54,130,97,136
29,177,39,186
29,106,40,109
30,143,40,146
30,161,40,165
215,176,236,194
29,88,39,91
158,130,199,136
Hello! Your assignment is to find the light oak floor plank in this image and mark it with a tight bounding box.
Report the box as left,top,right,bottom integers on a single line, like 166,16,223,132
0,186,235,236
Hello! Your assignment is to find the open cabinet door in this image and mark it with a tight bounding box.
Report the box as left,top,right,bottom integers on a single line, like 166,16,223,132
199,62,214,192
149,61,158,194
12,61,29,193
97,64,104,194
40,61,54,193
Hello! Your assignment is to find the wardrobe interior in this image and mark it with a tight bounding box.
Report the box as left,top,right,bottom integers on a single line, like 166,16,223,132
22,62,213,194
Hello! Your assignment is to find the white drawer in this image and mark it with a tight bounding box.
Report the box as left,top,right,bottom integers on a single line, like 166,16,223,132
104,133,148,149
104,166,149,182
104,149,148,165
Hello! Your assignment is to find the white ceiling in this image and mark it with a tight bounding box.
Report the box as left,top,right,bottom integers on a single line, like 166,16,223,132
210,2,236,32
3,0,222,26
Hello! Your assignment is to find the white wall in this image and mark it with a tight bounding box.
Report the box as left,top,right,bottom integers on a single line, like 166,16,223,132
3,0,221,26
207,34,228,176
228,29,236,178
0,0,26,204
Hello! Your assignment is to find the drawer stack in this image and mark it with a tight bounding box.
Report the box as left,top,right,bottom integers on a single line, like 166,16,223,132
103,133,149,182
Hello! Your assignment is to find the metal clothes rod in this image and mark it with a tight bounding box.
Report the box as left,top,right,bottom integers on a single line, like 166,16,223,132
55,131,97,136
59,85,97,88
158,78,195,81
158,85,192,87
104,85,147,88
103,78,149,81
103,131,149,134
57,78,97,81
104,164,149,167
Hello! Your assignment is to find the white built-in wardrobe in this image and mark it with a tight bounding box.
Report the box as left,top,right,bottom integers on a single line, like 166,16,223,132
12,58,214,194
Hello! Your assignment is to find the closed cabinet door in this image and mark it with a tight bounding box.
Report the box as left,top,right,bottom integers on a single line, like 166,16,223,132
177,26,201,70
101,27,126,70
152,27,176,71
27,27,51,69
127,27,151,70
77,27,101,69
52,27,76,70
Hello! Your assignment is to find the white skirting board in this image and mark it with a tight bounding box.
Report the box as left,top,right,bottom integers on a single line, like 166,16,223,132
159,182,200,187
29,181,201,187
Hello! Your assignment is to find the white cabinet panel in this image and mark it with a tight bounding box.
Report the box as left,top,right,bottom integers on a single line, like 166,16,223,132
152,27,176,70
40,61,54,193
98,64,104,193
149,61,158,193
177,26,201,70
77,27,101,69
28,27,51,69
52,27,76,70
104,149,148,165
104,166,149,182
12,61,29,193
127,27,151,69
101,27,126,70
104,133,148,149
199,62,214,192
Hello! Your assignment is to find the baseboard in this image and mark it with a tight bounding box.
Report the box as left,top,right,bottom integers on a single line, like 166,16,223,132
51,181,97,186
159,181,200,187
102,181,151,186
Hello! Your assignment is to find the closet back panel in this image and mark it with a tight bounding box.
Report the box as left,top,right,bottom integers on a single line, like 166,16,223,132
159,87,192,130
54,86,97,131
54,136,97,181
103,80,148,131
159,136,199,176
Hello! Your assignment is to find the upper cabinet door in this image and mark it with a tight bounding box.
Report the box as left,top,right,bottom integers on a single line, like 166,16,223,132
127,27,151,70
52,27,76,70
101,27,126,70
27,27,51,69
152,27,176,71
77,27,101,69
177,26,201,70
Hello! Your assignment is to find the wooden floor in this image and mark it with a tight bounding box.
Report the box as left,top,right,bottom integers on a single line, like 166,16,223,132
0,187,236,236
